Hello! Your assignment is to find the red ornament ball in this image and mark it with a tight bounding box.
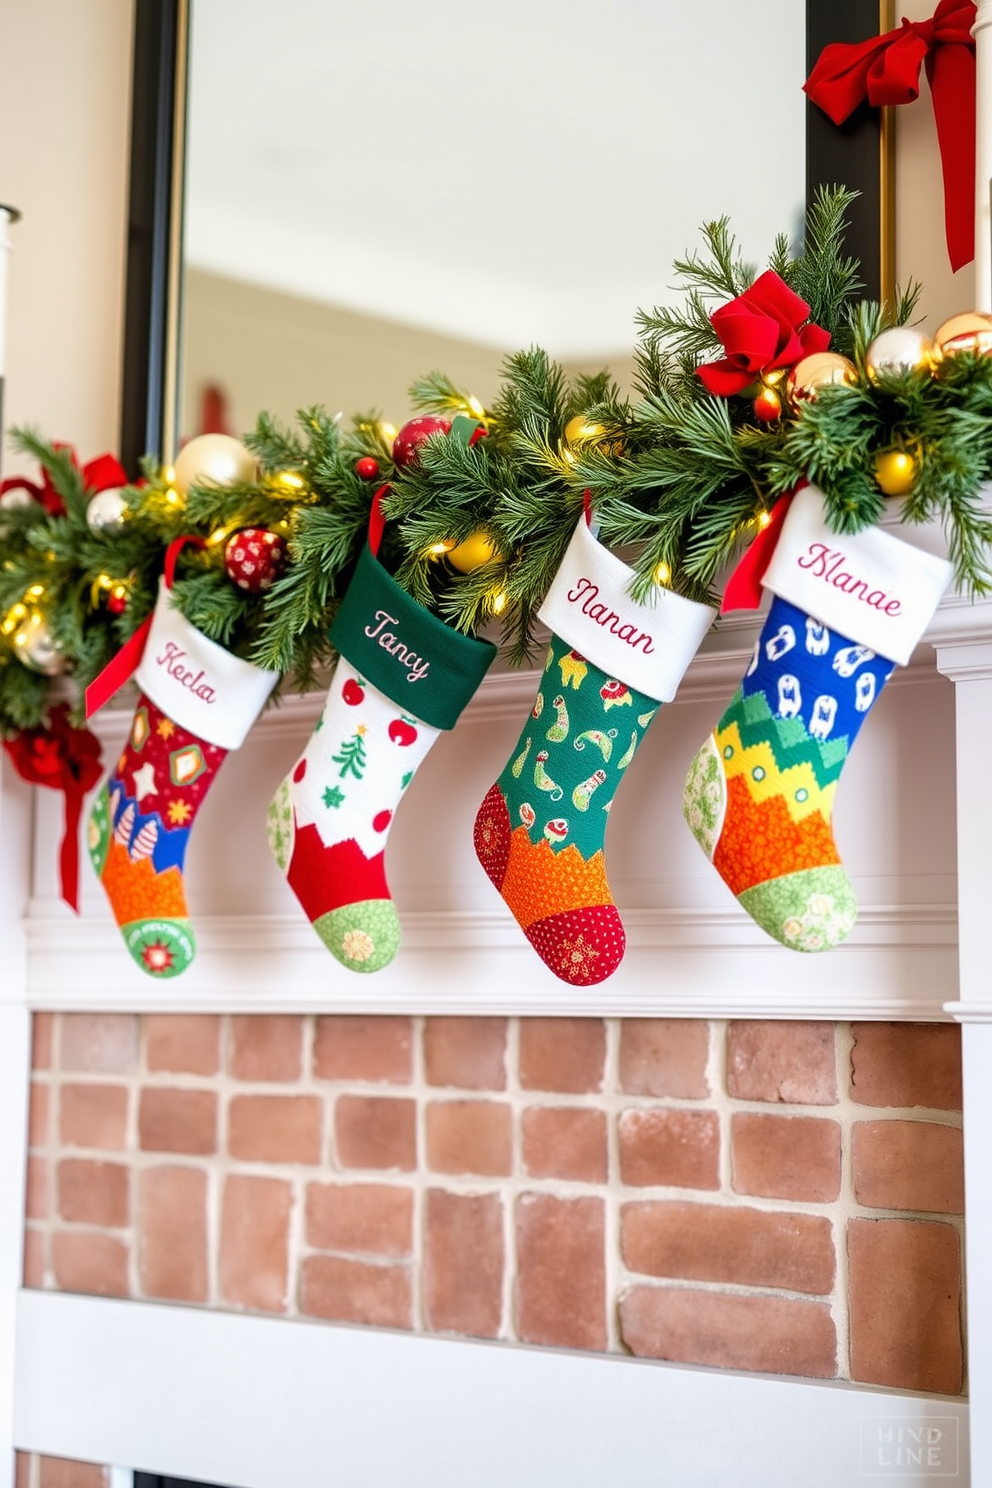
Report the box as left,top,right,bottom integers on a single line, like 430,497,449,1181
392,415,451,469
752,386,782,422
223,527,287,593
355,456,380,481
107,590,128,615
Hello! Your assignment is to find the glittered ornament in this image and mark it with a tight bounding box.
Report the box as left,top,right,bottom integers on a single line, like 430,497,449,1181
391,416,451,470
874,448,919,497
223,528,287,593
86,487,127,529
865,326,934,378
752,387,782,422
173,434,256,496
13,612,66,675
447,531,497,573
933,312,992,358
355,456,380,481
786,351,857,404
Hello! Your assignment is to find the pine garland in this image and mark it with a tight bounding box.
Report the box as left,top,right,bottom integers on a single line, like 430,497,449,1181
2,185,991,744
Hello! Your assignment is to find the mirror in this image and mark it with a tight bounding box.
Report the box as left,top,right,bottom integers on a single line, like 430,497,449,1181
120,0,889,474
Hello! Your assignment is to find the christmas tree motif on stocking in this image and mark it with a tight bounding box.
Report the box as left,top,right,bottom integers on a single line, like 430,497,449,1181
268,534,496,973
474,512,715,985
683,484,952,950
88,580,278,976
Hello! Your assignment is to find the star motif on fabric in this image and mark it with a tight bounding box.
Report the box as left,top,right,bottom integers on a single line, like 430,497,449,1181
167,799,193,826
141,940,173,973
157,718,176,739
356,725,367,736
322,785,345,809
558,934,600,973
131,761,158,802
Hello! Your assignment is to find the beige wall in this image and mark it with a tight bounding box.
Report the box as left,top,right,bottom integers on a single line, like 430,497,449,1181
0,0,133,471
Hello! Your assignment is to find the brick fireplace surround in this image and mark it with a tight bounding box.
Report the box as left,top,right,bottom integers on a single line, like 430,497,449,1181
18,1008,965,1487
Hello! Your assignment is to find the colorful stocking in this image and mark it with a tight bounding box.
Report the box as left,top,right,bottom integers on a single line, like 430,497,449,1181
268,536,496,973
683,484,952,951
474,513,715,985
88,581,278,976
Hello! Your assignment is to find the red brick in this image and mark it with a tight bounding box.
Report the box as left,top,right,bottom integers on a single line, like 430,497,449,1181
516,1193,605,1350
848,1217,962,1392
522,1107,607,1183
425,1189,504,1338
138,1087,218,1155
220,1174,291,1312
621,1200,835,1294
22,1228,45,1288
230,1015,304,1082
519,1018,606,1093
619,1020,710,1098
51,1232,129,1298
228,1094,323,1164
31,1012,54,1070
732,1114,842,1202
59,1014,138,1074
306,1183,412,1257
335,1096,416,1170
853,1120,964,1214
424,1016,507,1090
300,1254,411,1328
620,1286,837,1377
28,1081,50,1148
851,1024,962,1110
57,1159,129,1227
146,1014,220,1075
727,1021,837,1105
426,1100,512,1176
25,1157,47,1221
618,1108,720,1189
139,1166,208,1302
313,1015,413,1083
38,1458,108,1488
58,1084,127,1151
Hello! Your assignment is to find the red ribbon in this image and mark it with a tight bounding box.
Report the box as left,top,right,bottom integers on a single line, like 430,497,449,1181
720,491,799,615
804,0,977,272
3,704,103,911
84,535,206,717
0,448,128,517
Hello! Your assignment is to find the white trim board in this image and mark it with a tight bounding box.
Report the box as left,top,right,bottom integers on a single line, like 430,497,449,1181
21,903,958,1018
13,1290,970,1488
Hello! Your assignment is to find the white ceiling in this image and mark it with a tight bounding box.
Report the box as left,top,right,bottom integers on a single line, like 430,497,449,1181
184,0,806,358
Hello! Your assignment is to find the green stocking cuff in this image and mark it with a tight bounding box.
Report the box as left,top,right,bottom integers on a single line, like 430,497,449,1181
331,544,496,729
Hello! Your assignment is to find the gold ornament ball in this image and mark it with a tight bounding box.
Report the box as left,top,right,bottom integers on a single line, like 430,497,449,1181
874,448,918,497
447,531,497,573
12,612,67,676
865,325,934,378
564,415,602,444
172,434,257,496
933,311,992,358
786,352,857,404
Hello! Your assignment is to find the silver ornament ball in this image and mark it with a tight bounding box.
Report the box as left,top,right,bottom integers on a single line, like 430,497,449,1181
172,434,257,496
86,487,127,529
13,612,67,676
865,326,934,378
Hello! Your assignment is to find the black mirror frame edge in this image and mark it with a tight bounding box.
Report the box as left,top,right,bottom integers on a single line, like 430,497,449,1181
117,0,894,481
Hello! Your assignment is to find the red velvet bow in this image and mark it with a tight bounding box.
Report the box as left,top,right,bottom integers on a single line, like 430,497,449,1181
0,448,127,517
804,0,976,272
697,271,831,397
3,704,103,911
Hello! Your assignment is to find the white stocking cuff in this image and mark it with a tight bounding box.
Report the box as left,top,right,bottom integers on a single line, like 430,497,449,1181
135,579,280,749
762,484,953,665
538,517,716,702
